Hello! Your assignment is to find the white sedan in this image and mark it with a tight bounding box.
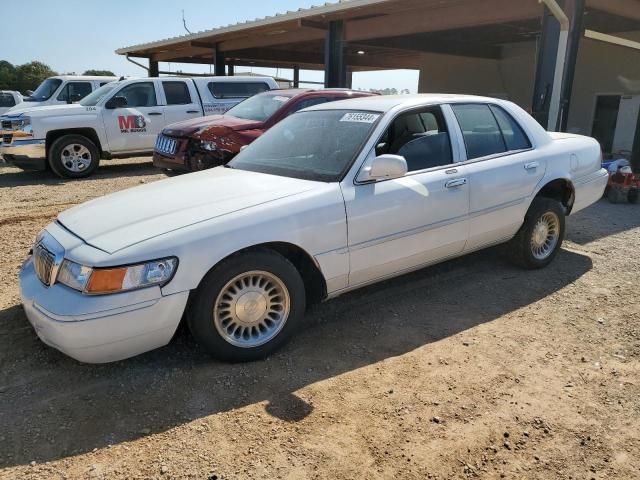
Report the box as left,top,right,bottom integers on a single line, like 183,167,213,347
20,95,608,363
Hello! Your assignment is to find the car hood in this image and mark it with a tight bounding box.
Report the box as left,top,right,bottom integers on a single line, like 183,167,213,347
163,115,263,136
57,168,319,254
2,103,89,118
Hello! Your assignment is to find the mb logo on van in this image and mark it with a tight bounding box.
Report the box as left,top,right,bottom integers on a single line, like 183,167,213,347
118,115,146,133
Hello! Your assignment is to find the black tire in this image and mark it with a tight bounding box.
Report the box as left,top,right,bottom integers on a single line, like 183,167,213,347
628,188,639,204
607,186,626,204
505,197,566,269
187,250,306,362
49,134,100,179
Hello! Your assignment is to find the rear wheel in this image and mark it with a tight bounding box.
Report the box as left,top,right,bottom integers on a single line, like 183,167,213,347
505,197,565,269
49,134,100,179
188,250,306,362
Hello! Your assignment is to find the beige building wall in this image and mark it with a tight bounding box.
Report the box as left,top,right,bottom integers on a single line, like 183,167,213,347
417,31,640,140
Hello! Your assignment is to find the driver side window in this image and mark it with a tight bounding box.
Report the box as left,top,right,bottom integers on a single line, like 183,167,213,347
115,82,157,107
376,106,453,172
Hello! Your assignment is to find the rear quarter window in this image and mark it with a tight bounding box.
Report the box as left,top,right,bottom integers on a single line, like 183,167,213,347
489,105,532,151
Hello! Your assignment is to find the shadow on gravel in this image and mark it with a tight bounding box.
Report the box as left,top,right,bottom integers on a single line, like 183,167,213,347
0,159,157,188
0,247,592,467
566,199,640,245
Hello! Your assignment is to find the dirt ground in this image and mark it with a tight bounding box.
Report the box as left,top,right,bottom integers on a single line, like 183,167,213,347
0,157,639,480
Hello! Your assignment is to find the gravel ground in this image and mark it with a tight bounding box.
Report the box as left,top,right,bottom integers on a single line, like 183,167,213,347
0,157,639,480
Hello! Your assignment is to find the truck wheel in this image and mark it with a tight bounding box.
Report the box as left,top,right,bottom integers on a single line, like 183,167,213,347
607,186,626,204
505,197,565,269
49,135,100,179
628,188,639,204
187,250,306,362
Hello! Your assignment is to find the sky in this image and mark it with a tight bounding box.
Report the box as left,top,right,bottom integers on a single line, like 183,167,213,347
0,0,419,92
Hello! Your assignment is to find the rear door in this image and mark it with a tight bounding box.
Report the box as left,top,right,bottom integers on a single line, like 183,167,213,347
450,103,546,251
160,79,202,126
102,80,165,152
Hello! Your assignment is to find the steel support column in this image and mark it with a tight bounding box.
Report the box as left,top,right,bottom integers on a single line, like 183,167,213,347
215,46,226,76
557,0,585,132
293,66,300,88
531,7,560,127
324,20,347,88
149,60,159,77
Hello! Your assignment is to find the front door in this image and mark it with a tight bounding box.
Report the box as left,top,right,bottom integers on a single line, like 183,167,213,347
342,106,470,287
102,81,165,152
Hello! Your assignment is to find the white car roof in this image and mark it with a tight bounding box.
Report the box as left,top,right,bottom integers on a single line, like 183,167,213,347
306,93,513,113
49,76,118,81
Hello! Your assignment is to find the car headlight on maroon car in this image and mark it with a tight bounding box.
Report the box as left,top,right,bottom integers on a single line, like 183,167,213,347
200,140,217,152
57,257,178,294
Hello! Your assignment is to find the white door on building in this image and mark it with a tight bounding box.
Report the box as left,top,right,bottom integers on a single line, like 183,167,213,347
612,95,640,154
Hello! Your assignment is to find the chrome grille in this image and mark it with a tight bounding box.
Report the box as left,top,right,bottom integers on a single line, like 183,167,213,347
1,120,11,130
2,134,12,144
33,243,56,286
155,135,177,156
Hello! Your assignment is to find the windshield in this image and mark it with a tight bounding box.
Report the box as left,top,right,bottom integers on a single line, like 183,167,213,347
229,109,381,182
225,92,293,122
29,78,62,101
79,83,117,106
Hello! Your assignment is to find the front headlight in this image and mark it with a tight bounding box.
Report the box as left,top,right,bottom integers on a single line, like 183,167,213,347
57,257,178,294
200,140,217,151
7,117,31,131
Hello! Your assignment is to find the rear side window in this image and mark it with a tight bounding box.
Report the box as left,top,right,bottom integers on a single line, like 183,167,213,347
162,81,192,105
0,93,16,107
451,104,506,160
208,82,270,99
116,82,157,107
57,82,92,101
489,105,531,151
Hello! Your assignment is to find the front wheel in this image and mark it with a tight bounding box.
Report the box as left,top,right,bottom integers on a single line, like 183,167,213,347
505,197,566,269
49,134,100,179
187,250,306,362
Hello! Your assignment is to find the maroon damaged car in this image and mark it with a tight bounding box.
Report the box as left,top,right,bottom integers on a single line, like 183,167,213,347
152,88,377,172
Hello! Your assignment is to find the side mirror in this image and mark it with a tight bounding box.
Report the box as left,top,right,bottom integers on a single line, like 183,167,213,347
105,96,128,109
357,154,408,183
69,93,82,103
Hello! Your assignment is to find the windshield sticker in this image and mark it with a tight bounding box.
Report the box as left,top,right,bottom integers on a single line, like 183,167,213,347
273,96,290,103
118,115,146,133
340,112,380,123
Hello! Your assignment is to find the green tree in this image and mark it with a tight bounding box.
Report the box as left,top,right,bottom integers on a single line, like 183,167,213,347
15,61,58,93
82,69,115,76
0,60,17,90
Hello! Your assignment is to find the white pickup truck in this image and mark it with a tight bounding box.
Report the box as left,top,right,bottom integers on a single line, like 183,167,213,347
0,76,278,178
8,76,118,113
0,91,23,115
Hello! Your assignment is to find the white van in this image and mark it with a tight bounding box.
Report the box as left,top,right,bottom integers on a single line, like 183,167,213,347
0,91,23,115
8,75,117,113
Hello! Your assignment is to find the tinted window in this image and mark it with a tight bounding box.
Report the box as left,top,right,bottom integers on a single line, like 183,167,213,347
162,81,192,105
289,97,328,114
452,104,506,160
230,110,380,182
57,82,92,101
0,93,16,107
376,107,453,172
489,105,531,151
115,82,157,107
208,82,270,99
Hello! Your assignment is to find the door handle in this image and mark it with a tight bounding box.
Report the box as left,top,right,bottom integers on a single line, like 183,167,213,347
148,112,162,116
186,110,199,114
524,161,539,170
445,178,467,188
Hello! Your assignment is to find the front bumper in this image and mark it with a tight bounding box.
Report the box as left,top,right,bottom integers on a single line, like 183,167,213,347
0,138,47,170
152,151,189,171
20,257,189,363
